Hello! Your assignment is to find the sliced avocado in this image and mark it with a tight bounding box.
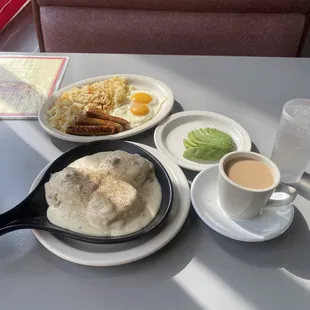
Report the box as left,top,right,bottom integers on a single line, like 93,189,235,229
183,127,236,161
188,131,202,146
193,129,209,142
183,147,227,161
197,128,209,138
183,138,196,149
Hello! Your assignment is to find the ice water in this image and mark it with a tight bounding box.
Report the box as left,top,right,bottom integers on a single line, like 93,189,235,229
271,101,310,183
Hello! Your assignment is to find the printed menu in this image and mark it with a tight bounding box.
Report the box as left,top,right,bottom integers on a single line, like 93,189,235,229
0,55,69,118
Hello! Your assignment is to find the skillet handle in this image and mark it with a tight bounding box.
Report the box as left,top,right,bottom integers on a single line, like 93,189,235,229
0,199,37,236
0,206,24,235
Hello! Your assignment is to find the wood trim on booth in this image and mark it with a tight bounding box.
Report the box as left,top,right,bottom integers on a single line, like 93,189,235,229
297,14,310,56
31,0,45,51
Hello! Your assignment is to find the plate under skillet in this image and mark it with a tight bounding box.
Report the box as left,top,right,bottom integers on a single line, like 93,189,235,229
31,143,190,266
31,140,173,243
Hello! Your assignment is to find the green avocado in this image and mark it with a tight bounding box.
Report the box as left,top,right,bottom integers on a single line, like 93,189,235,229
183,147,228,161
183,138,197,149
183,128,236,161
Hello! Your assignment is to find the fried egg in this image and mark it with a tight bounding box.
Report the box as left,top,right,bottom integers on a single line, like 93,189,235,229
111,90,164,128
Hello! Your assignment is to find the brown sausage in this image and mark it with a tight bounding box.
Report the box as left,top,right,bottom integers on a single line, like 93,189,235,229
75,116,123,133
66,125,115,136
86,109,130,130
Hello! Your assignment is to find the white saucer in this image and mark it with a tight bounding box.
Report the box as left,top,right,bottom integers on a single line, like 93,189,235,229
154,110,252,171
30,143,190,266
191,166,294,242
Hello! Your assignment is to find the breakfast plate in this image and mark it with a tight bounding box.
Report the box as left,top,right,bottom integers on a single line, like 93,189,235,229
154,110,252,171
31,143,191,266
191,166,294,242
39,74,174,142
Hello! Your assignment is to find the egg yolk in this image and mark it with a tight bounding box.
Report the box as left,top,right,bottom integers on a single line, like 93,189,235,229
131,93,152,104
130,103,150,116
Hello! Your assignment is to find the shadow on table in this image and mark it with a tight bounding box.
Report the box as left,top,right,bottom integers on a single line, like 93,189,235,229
0,122,49,211
170,99,184,115
251,142,260,153
207,207,310,278
50,137,80,153
0,213,204,310
0,122,48,263
0,200,203,310
194,207,310,309
34,208,200,284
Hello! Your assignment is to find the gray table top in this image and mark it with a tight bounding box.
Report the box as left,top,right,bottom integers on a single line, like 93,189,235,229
1,53,310,310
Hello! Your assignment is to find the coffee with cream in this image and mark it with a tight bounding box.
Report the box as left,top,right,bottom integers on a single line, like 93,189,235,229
224,158,274,190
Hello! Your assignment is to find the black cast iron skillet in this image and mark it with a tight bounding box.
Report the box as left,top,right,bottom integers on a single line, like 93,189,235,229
0,141,173,244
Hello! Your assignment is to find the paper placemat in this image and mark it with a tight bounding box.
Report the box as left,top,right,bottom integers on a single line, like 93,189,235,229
0,55,69,119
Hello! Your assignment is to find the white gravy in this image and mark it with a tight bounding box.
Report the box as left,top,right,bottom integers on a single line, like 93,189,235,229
45,151,162,236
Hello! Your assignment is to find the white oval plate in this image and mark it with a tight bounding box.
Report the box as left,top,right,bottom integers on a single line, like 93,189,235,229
39,74,174,143
154,110,252,171
31,143,190,266
191,166,294,242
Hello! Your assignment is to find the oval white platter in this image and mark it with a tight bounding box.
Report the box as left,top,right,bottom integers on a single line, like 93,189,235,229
39,74,174,143
154,110,252,172
30,142,190,266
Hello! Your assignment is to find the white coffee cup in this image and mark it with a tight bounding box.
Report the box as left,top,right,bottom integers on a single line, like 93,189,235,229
218,151,297,220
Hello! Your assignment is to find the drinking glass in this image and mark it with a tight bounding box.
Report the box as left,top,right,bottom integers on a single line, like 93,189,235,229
271,99,310,183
